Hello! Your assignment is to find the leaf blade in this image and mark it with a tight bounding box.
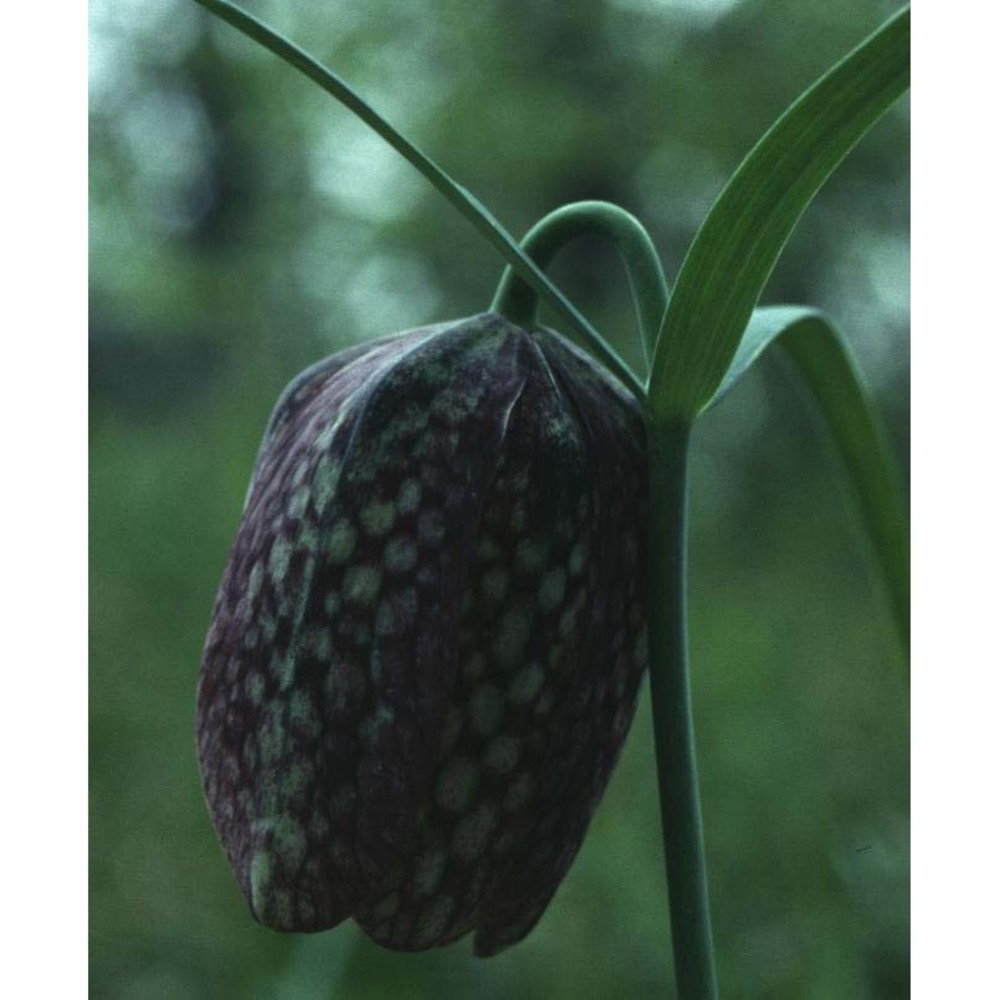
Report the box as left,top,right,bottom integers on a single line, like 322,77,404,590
191,0,644,400
711,306,909,661
648,6,910,423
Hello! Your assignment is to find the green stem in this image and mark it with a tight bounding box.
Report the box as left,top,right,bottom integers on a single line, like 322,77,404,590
191,0,644,402
490,201,669,371
647,422,718,999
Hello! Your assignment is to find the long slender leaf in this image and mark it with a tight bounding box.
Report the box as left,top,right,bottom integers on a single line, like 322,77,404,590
191,0,644,400
648,6,909,424
710,306,909,659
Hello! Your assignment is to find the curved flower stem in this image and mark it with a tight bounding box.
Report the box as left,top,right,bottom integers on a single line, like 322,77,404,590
491,201,669,372
647,421,718,999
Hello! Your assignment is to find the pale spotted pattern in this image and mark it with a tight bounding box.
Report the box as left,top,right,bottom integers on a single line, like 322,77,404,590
195,314,647,956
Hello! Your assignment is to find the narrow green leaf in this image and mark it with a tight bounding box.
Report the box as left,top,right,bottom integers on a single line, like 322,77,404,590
191,0,645,400
710,306,909,660
648,6,909,424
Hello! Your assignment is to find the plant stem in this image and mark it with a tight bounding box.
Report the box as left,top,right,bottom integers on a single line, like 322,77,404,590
647,422,718,999
490,200,669,369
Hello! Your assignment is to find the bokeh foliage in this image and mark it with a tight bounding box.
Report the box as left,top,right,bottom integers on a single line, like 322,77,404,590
89,0,909,995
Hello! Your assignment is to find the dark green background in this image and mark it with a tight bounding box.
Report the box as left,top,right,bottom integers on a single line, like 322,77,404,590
89,0,909,995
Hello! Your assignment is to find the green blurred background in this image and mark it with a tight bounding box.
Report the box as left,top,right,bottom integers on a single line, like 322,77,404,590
89,0,909,995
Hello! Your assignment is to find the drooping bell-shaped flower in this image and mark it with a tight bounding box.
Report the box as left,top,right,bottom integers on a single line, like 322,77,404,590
196,312,648,956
